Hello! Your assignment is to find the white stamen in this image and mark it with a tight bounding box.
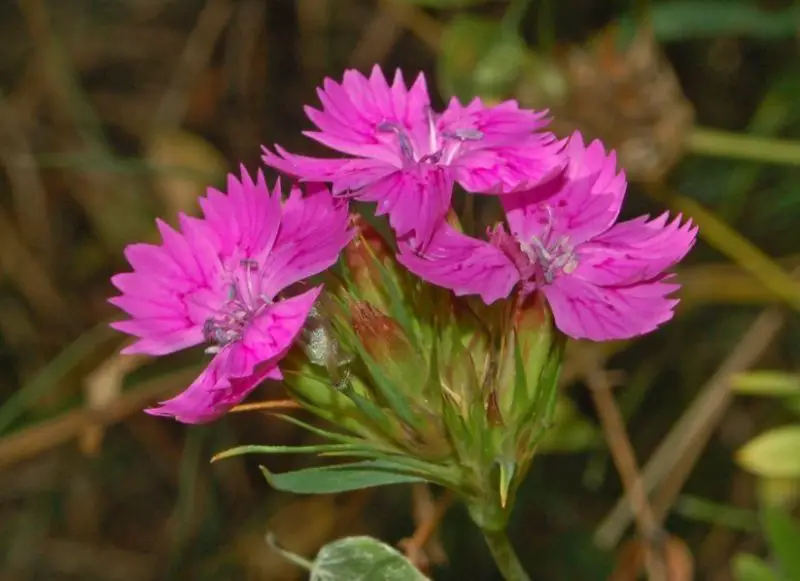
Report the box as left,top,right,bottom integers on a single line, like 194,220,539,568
520,205,578,284
426,107,438,156
377,121,415,160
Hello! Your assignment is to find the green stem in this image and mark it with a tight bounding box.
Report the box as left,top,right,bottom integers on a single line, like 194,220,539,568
688,127,800,167
481,529,531,581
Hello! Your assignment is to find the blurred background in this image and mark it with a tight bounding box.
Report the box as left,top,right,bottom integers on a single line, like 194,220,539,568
2,0,800,579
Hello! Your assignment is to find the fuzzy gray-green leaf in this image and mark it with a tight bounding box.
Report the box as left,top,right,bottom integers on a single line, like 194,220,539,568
311,536,429,581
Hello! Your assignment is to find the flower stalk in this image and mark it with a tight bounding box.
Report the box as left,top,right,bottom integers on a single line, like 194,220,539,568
482,529,531,581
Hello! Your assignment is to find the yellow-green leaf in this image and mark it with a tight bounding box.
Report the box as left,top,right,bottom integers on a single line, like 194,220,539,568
732,553,779,581
736,425,800,478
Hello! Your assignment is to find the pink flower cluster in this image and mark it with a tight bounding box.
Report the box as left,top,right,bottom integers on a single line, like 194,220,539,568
110,65,696,423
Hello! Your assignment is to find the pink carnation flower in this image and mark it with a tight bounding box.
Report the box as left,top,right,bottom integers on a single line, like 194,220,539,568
262,65,565,247
399,132,698,341
110,169,352,423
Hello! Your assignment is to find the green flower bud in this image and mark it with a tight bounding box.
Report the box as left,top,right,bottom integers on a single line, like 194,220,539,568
343,216,397,313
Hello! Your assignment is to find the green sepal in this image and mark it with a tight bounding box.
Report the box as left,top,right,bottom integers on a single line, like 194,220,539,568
267,412,365,446
512,329,529,419
351,339,425,433
359,242,415,337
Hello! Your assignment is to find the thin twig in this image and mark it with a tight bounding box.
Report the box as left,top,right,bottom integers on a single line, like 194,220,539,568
583,357,667,581
224,0,266,98
399,486,454,571
296,0,330,83
649,309,788,523
349,7,403,69
0,207,67,320
378,0,442,50
152,0,234,133
646,183,800,313
0,90,51,260
0,368,199,469
594,300,789,548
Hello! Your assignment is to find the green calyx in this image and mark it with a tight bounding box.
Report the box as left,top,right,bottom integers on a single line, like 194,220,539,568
217,223,565,521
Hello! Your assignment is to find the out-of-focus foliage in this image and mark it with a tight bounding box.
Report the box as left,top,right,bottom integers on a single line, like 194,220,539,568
616,1,800,42
438,15,525,102
733,371,800,483
733,509,800,581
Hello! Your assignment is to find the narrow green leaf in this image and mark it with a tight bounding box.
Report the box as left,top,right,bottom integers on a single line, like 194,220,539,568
674,495,759,532
318,451,455,487
763,507,800,581
211,443,356,463
318,449,411,462
736,425,800,478
311,536,429,581
259,460,427,494
269,413,364,445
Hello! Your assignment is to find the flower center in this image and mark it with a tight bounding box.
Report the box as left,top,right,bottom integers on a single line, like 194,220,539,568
521,236,577,284
518,206,578,285
376,109,484,167
202,259,271,353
